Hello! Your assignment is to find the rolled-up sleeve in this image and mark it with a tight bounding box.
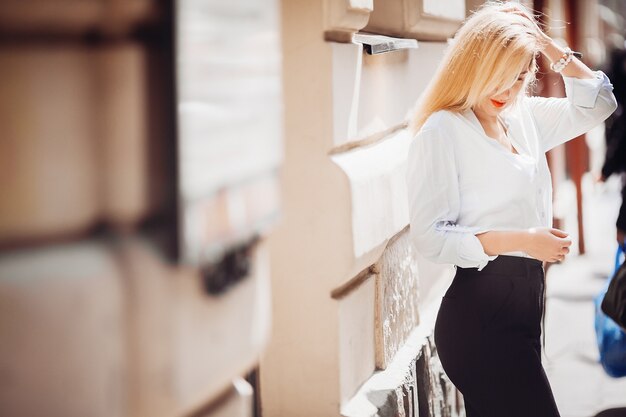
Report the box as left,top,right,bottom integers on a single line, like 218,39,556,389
524,70,617,153
406,126,497,270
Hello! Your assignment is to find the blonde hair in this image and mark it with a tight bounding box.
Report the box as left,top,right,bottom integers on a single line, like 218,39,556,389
408,1,542,134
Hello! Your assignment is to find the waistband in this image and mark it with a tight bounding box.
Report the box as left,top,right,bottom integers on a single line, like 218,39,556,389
457,255,544,276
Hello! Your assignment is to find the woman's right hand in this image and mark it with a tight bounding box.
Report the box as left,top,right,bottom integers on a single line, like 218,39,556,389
498,2,551,46
525,227,572,262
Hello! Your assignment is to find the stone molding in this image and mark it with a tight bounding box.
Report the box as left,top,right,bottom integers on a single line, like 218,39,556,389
342,301,464,417
323,0,374,42
365,0,466,41
331,128,412,285
375,229,420,370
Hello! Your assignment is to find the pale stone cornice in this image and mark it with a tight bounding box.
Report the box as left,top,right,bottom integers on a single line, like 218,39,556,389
366,0,471,41
323,0,374,42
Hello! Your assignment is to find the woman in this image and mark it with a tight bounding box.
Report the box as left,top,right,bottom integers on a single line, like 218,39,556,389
406,2,617,417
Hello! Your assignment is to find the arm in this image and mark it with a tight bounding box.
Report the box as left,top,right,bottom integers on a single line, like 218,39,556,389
502,4,596,81
476,228,572,263
406,125,497,271
475,230,531,256
524,68,617,153
510,9,618,152
540,38,595,80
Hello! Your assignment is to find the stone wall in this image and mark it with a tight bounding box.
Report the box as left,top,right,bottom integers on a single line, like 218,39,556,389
261,1,476,414
343,293,464,417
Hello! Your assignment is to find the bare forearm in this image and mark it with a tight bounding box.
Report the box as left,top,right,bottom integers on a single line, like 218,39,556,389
540,37,595,79
475,230,530,256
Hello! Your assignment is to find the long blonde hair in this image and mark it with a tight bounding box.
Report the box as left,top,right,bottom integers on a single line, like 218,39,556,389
409,1,542,134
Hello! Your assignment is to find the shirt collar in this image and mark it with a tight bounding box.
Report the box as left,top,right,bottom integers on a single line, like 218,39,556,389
460,107,513,131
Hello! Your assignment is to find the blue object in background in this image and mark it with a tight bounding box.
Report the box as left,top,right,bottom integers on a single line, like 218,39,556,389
594,243,626,378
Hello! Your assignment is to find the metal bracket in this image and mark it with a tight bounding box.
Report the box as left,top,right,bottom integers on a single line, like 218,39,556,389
352,33,418,55
200,236,259,295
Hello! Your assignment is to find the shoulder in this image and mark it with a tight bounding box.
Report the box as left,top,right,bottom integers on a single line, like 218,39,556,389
413,110,463,149
422,109,460,130
409,111,460,161
416,110,461,138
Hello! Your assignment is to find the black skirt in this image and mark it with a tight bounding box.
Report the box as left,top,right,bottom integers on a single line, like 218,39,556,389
434,255,561,417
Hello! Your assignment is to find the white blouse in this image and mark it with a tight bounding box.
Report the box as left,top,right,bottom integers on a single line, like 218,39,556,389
406,71,617,271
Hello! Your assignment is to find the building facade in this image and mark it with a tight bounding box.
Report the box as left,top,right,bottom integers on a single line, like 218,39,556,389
261,1,484,416
0,0,610,416
261,0,606,416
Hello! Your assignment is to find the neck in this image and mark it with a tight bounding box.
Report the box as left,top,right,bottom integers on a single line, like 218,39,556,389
472,107,498,125
471,107,508,143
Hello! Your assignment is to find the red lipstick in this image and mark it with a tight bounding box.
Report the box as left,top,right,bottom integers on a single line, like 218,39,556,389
490,99,505,108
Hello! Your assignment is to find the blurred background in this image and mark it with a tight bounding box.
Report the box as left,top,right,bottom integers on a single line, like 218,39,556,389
0,0,625,416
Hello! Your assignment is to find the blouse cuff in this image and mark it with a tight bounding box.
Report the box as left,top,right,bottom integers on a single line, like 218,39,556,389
437,222,498,271
562,70,610,109
459,233,498,271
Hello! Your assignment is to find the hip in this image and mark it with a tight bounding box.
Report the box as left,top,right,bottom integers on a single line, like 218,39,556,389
438,255,545,336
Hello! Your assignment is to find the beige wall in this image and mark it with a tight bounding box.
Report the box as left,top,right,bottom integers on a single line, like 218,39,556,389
0,1,280,416
261,0,479,416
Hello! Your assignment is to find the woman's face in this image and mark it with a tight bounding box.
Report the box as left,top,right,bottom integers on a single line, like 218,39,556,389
474,67,530,117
